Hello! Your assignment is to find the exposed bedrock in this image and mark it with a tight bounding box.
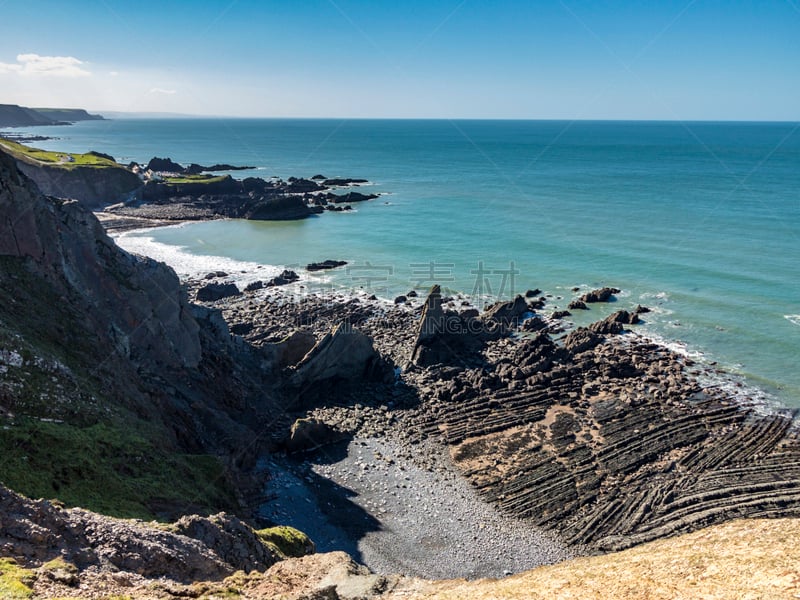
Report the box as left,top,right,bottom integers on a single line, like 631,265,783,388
402,286,800,552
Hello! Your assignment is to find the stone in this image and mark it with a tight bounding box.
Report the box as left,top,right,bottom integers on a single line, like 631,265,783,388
307,260,348,272
482,295,529,327
568,299,588,310
289,323,388,386
196,282,242,302
244,280,264,292
285,418,344,453
580,287,621,303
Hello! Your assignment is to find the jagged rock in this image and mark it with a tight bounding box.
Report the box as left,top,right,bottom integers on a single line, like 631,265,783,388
482,295,529,327
266,269,300,287
525,289,542,298
274,330,318,368
196,282,241,302
521,315,548,331
289,323,388,386
285,178,322,193
568,299,588,310
589,310,638,335
551,310,571,319
311,174,327,180
245,280,264,292
0,485,247,582
410,286,493,367
146,156,184,172
563,327,603,353
581,287,621,303
635,304,651,314
172,513,279,574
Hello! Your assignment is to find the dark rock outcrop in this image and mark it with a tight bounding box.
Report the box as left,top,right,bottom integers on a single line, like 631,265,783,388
482,295,529,327
289,323,389,387
147,156,185,172
307,260,347,272
581,287,621,303
196,282,242,302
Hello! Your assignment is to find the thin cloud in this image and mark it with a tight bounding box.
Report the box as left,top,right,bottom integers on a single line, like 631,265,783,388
149,87,177,95
0,53,92,77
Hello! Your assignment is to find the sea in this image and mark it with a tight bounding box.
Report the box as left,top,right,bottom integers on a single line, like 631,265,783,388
10,118,800,408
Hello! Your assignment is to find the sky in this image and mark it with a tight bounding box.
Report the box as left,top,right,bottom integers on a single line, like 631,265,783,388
0,0,798,120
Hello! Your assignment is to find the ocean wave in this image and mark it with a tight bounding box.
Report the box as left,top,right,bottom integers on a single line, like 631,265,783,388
114,228,282,284
784,315,800,327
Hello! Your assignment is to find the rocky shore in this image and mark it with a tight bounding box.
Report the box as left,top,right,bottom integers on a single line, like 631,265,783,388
182,268,800,572
101,157,381,230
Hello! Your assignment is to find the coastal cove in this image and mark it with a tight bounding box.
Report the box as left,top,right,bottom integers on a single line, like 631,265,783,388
17,117,800,406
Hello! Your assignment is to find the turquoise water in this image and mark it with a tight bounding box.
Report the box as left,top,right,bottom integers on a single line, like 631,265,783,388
14,118,800,405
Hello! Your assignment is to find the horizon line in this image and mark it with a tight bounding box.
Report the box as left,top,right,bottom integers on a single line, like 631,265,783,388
92,112,800,124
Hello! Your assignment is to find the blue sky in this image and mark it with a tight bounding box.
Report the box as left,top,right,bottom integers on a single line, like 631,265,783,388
0,0,798,120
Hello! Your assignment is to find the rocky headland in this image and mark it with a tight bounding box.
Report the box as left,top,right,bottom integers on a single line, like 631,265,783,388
2,142,800,599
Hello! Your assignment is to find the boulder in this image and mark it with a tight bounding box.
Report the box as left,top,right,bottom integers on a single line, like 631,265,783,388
196,282,241,302
394,295,407,304
568,299,588,310
284,418,344,453
289,323,388,386
266,269,300,287
172,513,280,573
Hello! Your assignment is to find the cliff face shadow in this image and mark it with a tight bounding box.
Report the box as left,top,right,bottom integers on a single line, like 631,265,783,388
260,442,382,562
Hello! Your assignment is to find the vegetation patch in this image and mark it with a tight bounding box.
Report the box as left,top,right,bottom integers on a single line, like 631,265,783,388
0,138,119,169
0,418,236,520
256,526,315,558
164,174,229,185
0,558,36,599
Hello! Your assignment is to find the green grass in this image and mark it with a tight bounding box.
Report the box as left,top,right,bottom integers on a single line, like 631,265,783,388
0,418,237,520
256,526,315,558
0,257,237,520
0,138,119,169
164,174,229,185
0,558,35,599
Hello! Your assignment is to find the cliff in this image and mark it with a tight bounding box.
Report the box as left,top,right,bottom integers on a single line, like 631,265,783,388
0,147,283,519
0,104,102,128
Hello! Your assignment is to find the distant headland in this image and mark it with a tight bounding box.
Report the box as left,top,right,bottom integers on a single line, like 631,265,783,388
0,103,104,128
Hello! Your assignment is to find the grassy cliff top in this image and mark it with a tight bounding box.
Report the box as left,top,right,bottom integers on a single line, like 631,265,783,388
164,174,230,185
0,138,119,170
